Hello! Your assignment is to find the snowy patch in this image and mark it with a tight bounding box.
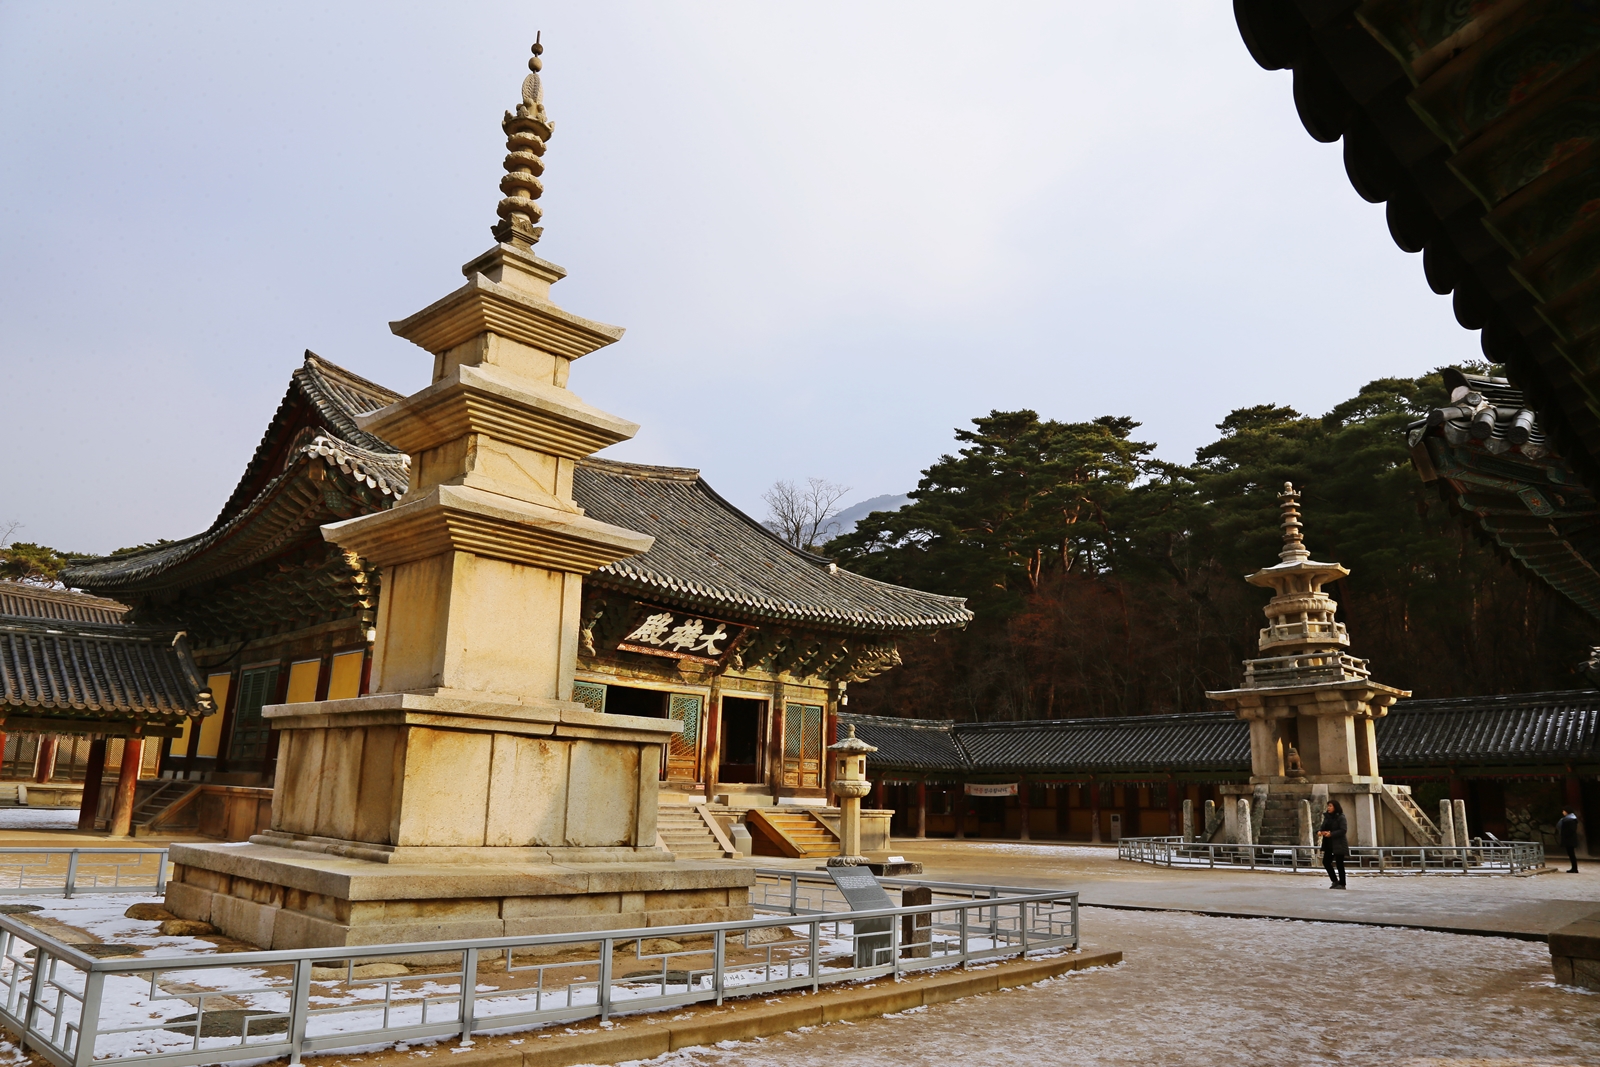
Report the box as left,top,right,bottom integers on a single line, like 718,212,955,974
0,808,78,830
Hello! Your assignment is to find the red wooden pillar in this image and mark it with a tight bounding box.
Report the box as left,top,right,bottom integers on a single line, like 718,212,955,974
954,783,965,839
33,736,58,784
108,736,145,838
77,739,107,832
915,780,927,839
1168,775,1182,834
1089,779,1102,844
1018,779,1031,841
703,692,723,802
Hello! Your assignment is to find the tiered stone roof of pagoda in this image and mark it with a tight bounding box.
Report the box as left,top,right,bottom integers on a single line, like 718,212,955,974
65,355,970,640
1408,368,1600,620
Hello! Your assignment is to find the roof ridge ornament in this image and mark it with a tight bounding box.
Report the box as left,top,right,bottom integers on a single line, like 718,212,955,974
493,33,552,249
1278,481,1310,563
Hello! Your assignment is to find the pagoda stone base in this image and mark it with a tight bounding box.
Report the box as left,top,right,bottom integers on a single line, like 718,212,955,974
1217,780,1435,848
163,841,753,955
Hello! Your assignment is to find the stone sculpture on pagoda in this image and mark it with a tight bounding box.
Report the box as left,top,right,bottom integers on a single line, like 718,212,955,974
1206,484,1444,849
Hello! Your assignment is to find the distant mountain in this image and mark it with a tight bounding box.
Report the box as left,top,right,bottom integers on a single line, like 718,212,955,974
821,494,911,542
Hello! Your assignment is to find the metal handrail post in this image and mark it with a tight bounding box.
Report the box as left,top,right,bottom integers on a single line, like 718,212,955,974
156,853,169,894
286,958,312,1065
713,929,726,1006
72,967,104,1067
891,905,902,976
63,853,79,900
458,947,479,1044
809,919,820,992
597,938,613,1023
958,905,969,969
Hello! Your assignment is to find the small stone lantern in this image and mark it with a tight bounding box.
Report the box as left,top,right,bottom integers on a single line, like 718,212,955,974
826,724,877,867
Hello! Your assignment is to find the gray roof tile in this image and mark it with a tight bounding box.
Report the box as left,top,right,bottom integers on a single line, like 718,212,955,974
0,617,214,721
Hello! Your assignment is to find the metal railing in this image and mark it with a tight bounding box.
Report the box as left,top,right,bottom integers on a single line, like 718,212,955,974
1117,836,1545,874
0,849,169,898
0,867,1078,1067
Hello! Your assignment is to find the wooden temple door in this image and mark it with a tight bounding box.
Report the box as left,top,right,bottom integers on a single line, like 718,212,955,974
781,703,823,789
664,694,703,783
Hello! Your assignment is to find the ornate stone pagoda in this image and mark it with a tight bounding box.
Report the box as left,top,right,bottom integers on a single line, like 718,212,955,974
1206,484,1443,848
156,40,753,950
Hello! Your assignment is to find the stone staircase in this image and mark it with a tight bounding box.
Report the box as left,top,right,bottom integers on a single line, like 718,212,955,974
656,804,735,860
1257,792,1304,845
129,781,197,835
745,808,839,858
1380,785,1442,845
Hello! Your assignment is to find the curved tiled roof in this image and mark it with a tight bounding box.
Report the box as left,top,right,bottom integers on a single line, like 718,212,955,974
63,438,406,592
847,690,1600,776
1236,3,1600,490
65,355,968,636
1377,689,1600,765
0,582,127,625
575,458,972,634
212,353,402,529
65,354,409,595
840,713,967,771
0,617,213,721
1407,369,1600,620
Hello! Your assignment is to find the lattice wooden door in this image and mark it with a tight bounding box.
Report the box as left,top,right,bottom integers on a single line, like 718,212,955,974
665,693,703,781
782,703,823,788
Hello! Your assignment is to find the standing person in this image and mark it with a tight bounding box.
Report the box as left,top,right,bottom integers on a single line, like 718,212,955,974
1558,809,1580,873
1318,800,1348,889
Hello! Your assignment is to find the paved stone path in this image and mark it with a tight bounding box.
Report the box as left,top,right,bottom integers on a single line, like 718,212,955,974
760,839,1600,939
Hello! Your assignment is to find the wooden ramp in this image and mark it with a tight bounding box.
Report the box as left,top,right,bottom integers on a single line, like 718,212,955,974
745,807,839,858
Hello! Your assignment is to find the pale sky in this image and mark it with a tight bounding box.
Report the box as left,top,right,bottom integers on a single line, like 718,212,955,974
0,3,1472,555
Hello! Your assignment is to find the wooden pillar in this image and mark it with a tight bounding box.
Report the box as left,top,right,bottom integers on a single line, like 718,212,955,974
0,728,7,778
33,736,58,784
108,736,145,838
704,685,723,802
1168,775,1182,834
915,780,927,839
766,681,784,803
77,739,107,831
954,782,965,839
1018,778,1030,841
1089,778,1102,844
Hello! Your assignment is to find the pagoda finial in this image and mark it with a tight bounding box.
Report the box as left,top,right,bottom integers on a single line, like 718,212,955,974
1279,481,1309,563
493,33,552,249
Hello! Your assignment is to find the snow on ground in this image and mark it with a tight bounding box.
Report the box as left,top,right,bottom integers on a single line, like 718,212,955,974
630,909,1599,1066
2,882,1597,1064
0,808,78,830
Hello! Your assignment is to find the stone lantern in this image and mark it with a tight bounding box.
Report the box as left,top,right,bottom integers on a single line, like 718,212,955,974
827,724,876,867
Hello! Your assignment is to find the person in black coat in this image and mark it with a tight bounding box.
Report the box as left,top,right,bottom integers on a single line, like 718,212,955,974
1318,800,1348,889
1558,809,1580,873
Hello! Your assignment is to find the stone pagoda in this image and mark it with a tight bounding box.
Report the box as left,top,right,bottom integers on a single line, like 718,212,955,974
161,39,752,951
1206,484,1437,848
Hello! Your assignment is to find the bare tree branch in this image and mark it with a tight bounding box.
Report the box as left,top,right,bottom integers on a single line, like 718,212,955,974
762,477,852,552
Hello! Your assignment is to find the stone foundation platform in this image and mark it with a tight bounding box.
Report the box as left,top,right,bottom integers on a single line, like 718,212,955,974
164,841,753,953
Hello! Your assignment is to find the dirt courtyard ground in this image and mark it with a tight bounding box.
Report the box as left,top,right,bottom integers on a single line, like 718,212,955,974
639,906,1596,1066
